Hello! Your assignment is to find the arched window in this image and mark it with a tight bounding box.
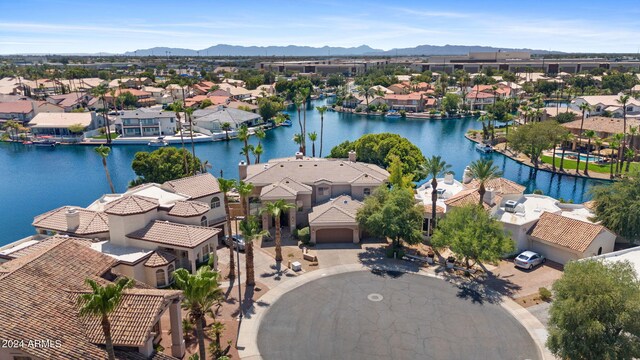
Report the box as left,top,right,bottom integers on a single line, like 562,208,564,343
363,188,371,196
200,216,208,227
167,264,175,283
156,269,166,287
211,196,221,209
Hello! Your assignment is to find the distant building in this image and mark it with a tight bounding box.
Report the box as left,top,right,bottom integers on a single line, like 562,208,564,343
117,109,177,138
0,100,36,123
193,106,262,132
571,95,640,117
28,112,101,140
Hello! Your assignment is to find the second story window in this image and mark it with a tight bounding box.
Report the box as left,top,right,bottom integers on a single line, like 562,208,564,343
363,188,371,196
211,196,221,209
318,187,329,196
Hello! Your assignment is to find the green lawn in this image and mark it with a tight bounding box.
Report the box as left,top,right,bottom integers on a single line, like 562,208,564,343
540,155,639,174
91,134,119,140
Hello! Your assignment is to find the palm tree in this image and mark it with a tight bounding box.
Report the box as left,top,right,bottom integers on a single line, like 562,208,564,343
419,156,451,231
559,132,574,172
239,216,269,287
90,84,112,144
218,178,237,278
238,125,251,165
594,137,604,158
221,122,232,141
293,133,303,153
78,277,133,360
173,265,223,360
236,180,254,217
582,130,596,175
298,87,310,155
577,102,592,173
316,105,327,157
308,132,318,157
609,137,620,179
356,84,376,112
94,145,116,193
293,92,304,146
185,106,197,172
628,125,638,151
617,94,631,171
468,159,503,207
612,133,625,175
477,113,493,141
253,143,263,164
625,148,635,173
171,101,189,174
261,199,295,262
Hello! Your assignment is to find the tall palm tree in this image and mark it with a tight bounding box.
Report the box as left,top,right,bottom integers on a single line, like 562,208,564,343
238,125,251,165
239,216,269,287
617,94,631,171
628,125,638,151
609,137,620,179
171,101,189,174
625,148,635,173
184,107,196,172
468,159,503,207
253,128,266,163
261,199,295,262
582,130,596,175
612,133,625,175
90,84,112,144
477,113,493,141
236,180,254,217
221,122,232,141
559,132,574,172
419,156,451,231
356,84,376,112
252,143,263,164
292,133,303,153
577,102,592,173
308,132,318,157
316,105,327,157
298,87,310,155
293,92,304,147
218,178,237,278
594,137,604,158
78,277,133,360
94,145,116,193
173,265,222,360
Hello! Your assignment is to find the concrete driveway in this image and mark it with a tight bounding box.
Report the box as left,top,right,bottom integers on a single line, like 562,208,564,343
256,270,539,360
484,259,564,298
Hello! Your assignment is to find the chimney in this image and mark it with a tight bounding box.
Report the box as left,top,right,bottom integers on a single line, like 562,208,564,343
65,208,80,231
348,150,356,162
238,160,248,180
295,152,304,160
443,172,454,185
483,189,495,206
462,166,473,184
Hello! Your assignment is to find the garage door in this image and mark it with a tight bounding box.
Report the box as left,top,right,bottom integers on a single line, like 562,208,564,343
316,228,353,243
529,240,578,265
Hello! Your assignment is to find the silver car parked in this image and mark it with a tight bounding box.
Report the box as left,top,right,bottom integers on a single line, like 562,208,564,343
226,235,245,252
514,251,545,270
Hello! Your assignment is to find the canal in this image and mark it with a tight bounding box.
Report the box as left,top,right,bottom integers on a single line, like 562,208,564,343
0,99,605,245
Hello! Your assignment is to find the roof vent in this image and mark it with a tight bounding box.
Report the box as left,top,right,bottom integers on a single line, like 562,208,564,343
343,200,348,204
280,164,284,167
299,164,303,167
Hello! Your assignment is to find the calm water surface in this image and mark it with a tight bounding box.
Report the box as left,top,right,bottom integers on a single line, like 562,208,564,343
0,99,605,245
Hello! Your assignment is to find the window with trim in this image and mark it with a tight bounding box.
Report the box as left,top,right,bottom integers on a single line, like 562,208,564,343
317,187,329,196
200,216,208,226
363,188,371,196
156,269,166,287
211,196,221,209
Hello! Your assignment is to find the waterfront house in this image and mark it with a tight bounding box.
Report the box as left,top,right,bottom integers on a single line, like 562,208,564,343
106,89,157,107
47,92,94,112
562,116,640,149
0,100,36,124
28,112,101,140
28,173,226,286
0,236,186,359
192,106,262,133
383,92,426,112
241,151,389,244
117,109,177,138
571,95,640,117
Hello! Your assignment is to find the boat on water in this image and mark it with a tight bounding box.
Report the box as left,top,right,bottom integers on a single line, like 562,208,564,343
33,136,56,147
148,137,169,147
281,119,293,127
475,143,494,153
385,110,402,118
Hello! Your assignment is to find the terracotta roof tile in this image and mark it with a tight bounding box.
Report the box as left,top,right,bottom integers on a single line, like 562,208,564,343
162,173,221,199
168,200,210,217
464,177,525,196
444,189,491,210
104,195,159,216
127,220,220,248
528,212,607,252
308,195,362,225
33,206,109,235
144,251,177,267
0,100,33,114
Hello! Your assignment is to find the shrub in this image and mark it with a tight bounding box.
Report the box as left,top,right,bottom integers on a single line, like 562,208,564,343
385,246,406,258
297,227,310,243
533,189,544,195
539,287,552,301
399,110,407,118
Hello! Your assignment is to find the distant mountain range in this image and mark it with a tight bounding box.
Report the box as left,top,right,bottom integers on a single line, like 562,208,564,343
123,44,561,57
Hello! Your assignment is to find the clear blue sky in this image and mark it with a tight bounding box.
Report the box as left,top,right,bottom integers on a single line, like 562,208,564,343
1,0,639,54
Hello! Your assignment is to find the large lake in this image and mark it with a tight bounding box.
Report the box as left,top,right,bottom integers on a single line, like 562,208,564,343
0,99,604,245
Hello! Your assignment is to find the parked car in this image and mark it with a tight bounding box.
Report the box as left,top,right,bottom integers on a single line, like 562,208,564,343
514,251,545,270
226,235,245,252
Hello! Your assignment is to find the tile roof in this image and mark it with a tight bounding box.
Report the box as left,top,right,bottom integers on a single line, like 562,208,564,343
308,195,363,225
3,236,93,260
444,189,492,210
28,112,93,128
162,173,221,199
562,116,640,134
144,251,177,267
48,92,88,108
0,100,33,114
33,206,109,235
104,195,159,216
464,177,525,196
260,177,312,199
246,158,389,187
528,212,608,252
168,200,210,217
72,288,179,347
127,220,220,248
